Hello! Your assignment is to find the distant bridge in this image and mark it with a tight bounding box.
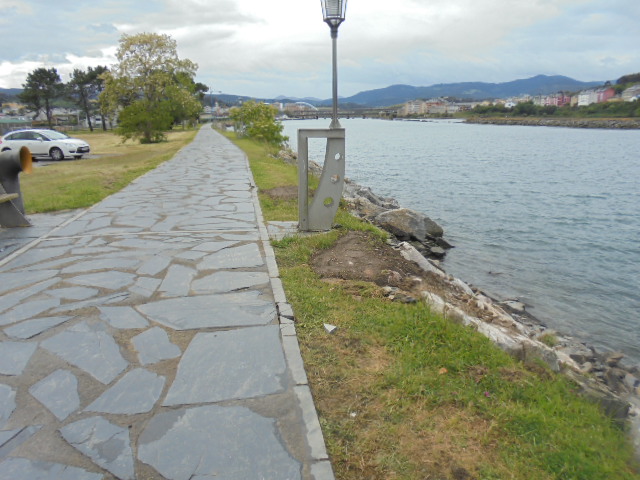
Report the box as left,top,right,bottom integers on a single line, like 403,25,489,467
285,108,397,120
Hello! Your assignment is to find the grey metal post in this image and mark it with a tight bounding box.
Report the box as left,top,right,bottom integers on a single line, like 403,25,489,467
297,128,345,231
330,28,341,129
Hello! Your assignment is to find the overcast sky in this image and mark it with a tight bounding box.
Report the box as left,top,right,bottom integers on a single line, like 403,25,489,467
1,0,639,99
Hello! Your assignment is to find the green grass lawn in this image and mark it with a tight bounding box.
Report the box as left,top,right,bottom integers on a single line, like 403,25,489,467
21,128,197,213
224,131,640,480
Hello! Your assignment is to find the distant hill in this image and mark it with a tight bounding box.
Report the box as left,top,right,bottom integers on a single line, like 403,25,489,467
274,95,323,103
0,88,22,99
327,75,604,107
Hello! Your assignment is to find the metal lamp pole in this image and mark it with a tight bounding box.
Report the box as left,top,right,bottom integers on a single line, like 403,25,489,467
297,1,347,231
321,0,347,128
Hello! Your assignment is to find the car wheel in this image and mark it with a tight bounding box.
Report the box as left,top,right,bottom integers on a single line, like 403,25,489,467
50,147,64,161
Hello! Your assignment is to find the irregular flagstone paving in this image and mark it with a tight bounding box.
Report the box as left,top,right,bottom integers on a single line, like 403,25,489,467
138,405,302,480
0,126,333,480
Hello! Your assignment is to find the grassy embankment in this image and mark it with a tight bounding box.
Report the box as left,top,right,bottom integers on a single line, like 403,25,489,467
225,132,640,480
20,128,197,214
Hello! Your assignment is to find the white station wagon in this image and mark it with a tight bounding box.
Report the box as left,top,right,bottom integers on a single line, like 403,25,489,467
0,128,91,161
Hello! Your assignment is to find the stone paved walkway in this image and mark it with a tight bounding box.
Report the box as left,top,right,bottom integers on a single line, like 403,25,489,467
0,126,334,480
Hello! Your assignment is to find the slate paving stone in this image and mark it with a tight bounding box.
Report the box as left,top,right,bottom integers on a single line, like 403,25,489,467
51,292,129,314
61,258,139,274
0,342,38,375
17,257,78,272
137,255,171,276
1,245,70,267
0,426,43,461
60,416,134,480
114,216,158,228
158,264,196,297
4,316,72,340
197,243,264,270
136,291,276,330
138,405,301,480
173,250,206,261
67,271,136,290
0,297,61,326
98,306,149,329
46,287,99,301
112,238,171,251
42,321,128,384
131,327,181,365
0,278,59,314
86,368,165,415
190,240,237,252
191,271,269,294
0,271,59,296
0,427,21,448
164,326,286,405
0,384,16,427
0,457,103,480
29,369,80,421
220,232,260,241
130,277,161,298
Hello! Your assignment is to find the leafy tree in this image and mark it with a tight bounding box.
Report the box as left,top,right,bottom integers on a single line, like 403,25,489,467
68,66,109,131
471,103,509,115
19,67,63,127
230,100,288,148
100,32,201,143
514,101,537,116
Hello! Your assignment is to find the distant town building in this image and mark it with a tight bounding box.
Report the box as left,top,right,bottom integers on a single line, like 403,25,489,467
577,87,615,106
400,98,461,116
533,93,572,107
622,84,640,101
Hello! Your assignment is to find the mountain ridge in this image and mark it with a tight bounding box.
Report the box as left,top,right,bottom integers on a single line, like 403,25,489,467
1,75,606,109
329,75,604,107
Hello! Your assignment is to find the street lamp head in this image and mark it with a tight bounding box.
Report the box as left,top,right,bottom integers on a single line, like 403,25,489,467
321,0,347,37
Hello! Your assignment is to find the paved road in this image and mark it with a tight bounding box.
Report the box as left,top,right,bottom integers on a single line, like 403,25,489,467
0,126,333,480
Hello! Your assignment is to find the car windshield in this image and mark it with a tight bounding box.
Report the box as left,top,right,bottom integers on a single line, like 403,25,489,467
42,131,70,140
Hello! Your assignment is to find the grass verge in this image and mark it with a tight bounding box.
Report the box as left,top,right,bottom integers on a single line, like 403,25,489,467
224,131,640,480
21,128,197,213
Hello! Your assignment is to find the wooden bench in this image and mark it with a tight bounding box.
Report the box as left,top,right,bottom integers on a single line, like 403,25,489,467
0,193,19,204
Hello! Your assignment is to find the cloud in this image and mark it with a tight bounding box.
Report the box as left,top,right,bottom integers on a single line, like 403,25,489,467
0,0,639,97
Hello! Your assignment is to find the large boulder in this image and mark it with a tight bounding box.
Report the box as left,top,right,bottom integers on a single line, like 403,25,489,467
374,208,444,240
355,186,399,210
347,196,388,220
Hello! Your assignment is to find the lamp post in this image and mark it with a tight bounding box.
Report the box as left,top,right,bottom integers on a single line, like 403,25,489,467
297,1,348,231
321,0,347,129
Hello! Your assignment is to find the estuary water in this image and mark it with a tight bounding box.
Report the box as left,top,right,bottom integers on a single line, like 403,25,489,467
282,118,640,364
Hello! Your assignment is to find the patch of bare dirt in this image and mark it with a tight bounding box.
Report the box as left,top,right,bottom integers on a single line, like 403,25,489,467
310,231,496,322
311,231,425,291
262,185,298,201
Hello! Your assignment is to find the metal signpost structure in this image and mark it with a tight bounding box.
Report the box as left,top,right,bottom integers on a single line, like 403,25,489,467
298,0,347,232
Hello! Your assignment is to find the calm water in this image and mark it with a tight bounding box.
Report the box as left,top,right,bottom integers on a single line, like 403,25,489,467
283,118,640,364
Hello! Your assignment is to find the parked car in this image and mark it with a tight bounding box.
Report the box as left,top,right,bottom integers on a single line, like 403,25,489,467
0,129,90,160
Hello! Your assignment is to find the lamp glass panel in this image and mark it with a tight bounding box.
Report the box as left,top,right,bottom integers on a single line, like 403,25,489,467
323,0,344,18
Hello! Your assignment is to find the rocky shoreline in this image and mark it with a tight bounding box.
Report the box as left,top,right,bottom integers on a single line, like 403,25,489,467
465,116,640,129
